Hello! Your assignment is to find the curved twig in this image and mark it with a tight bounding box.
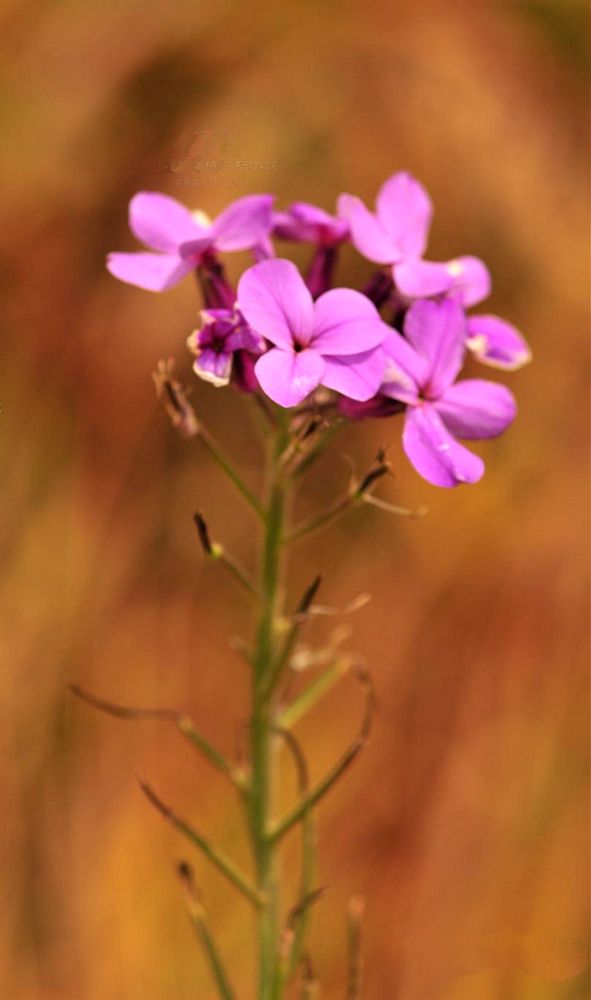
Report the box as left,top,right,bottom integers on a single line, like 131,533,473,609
177,861,237,1000
140,781,263,908
268,667,376,844
70,685,245,792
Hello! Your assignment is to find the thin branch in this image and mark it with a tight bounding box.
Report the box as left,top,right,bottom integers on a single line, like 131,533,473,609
292,422,344,480
140,781,263,908
300,954,320,999
152,359,199,438
361,493,427,519
193,512,259,600
273,726,324,983
285,492,353,544
278,658,351,730
345,896,365,1000
274,726,309,790
271,930,296,1000
246,393,277,447
177,861,237,1000
260,575,322,699
268,668,376,844
198,424,264,519
285,451,392,544
287,886,326,932
70,684,245,792
295,574,323,615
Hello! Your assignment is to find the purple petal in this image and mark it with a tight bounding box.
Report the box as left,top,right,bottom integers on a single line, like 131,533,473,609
212,194,274,252
375,171,432,259
337,193,400,264
466,314,532,370
451,256,491,307
178,237,217,264
231,323,266,355
312,288,387,355
435,379,517,440
393,256,491,306
193,349,233,387
321,347,386,401
273,202,348,244
380,328,426,403
254,347,325,407
403,298,467,396
106,251,192,292
252,235,276,261
393,259,455,298
403,404,484,487
128,192,203,252
237,259,314,349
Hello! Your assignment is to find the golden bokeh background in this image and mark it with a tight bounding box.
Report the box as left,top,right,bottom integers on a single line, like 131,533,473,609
1,1,589,997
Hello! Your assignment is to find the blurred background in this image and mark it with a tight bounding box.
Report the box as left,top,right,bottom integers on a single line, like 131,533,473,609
0,0,589,997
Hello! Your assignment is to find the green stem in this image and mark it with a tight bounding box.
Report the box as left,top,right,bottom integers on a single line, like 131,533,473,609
178,862,237,1000
278,660,349,730
193,916,237,1000
268,733,366,845
285,491,355,544
199,424,264,519
177,715,248,793
250,413,290,999
140,782,263,907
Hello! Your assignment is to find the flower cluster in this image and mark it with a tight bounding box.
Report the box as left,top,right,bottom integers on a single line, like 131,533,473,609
107,172,530,487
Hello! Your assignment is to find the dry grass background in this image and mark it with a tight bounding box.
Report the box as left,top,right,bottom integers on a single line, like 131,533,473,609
0,1,589,997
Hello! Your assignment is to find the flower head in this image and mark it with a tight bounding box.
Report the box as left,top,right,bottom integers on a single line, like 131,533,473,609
107,192,273,292
237,259,388,407
187,309,264,388
338,171,490,307
380,298,517,487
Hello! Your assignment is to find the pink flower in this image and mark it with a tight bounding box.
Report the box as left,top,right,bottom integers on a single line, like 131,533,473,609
381,298,517,487
272,202,350,297
107,192,273,292
338,171,491,307
237,259,388,407
186,309,264,388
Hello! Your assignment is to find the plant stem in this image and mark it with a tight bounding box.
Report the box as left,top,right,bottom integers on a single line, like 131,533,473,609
199,424,264,519
250,413,290,999
140,782,263,907
278,659,350,729
178,861,237,1000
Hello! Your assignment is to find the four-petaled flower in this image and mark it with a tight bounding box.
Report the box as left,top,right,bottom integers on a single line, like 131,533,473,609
380,298,517,487
187,309,264,387
237,259,388,407
107,192,273,292
338,171,491,306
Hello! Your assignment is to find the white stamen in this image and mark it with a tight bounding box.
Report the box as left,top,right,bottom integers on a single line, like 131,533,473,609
466,334,488,355
447,259,464,278
192,209,212,228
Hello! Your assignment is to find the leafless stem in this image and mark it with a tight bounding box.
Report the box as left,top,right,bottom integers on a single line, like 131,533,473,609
140,781,263,908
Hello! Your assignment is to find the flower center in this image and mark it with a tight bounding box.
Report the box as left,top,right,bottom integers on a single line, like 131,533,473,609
210,332,228,354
